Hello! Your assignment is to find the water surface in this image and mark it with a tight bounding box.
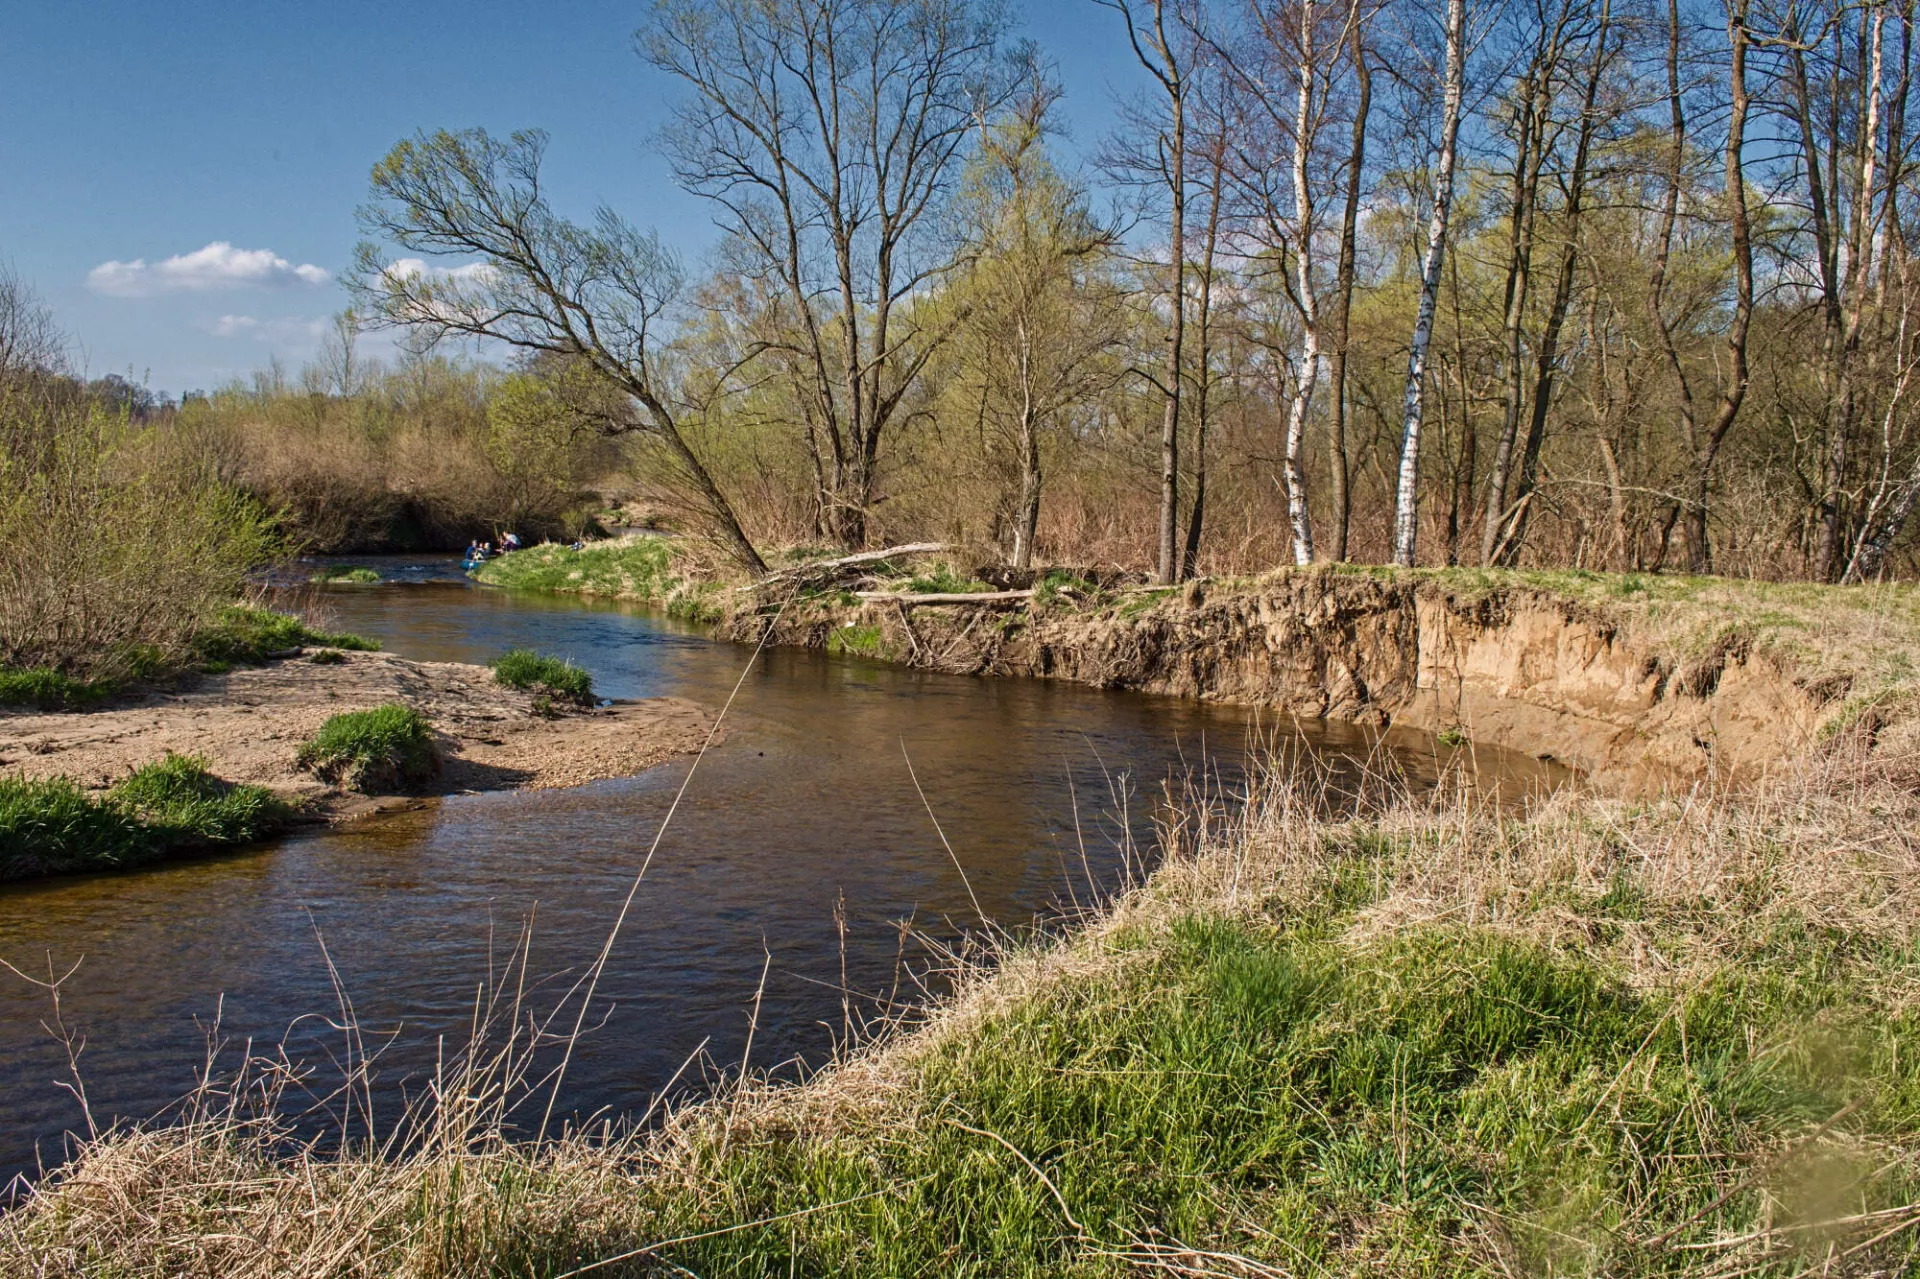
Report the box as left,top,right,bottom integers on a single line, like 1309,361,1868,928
0,561,1557,1183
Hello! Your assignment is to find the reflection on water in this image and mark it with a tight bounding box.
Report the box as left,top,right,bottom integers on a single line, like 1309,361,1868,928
0,561,1561,1181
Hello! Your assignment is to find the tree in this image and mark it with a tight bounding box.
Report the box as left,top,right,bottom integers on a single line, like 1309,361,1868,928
642,0,1016,549
1222,0,1367,566
1100,0,1203,584
1391,0,1467,567
944,79,1121,568
351,128,767,573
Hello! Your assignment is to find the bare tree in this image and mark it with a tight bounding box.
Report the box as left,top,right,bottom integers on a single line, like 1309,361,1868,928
1391,0,1467,567
0,265,65,384
946,76,1122,568
1100,0,1201,583
352,128,767,573
1324,0,1372,562
642,0,1015,549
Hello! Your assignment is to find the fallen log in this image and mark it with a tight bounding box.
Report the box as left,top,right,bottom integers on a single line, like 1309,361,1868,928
855,589,1033,606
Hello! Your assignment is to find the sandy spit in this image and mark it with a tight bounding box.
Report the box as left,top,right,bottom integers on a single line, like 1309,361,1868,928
0,650,715,823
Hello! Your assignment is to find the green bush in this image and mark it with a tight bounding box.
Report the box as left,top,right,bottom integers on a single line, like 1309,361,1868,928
0,755,287,881
311,565,381,584
298,704,438,792
193,606,378,666
0,664,113,709
489,649,594,705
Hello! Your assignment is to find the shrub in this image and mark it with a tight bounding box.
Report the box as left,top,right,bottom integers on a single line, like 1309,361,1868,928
0,392,284,679
0,755,287,881
311,565,381,584
489,649,594,705
298,704,438,792
0,664,113,709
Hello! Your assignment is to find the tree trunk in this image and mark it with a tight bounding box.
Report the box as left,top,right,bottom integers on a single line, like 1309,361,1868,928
1480,62,1548,565
1325,4,1370,562
1392,0,1467,568
1682,0,1754,574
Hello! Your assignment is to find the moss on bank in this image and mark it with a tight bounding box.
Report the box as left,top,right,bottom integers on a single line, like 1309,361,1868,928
9,765,1918,1276
0,754,289,881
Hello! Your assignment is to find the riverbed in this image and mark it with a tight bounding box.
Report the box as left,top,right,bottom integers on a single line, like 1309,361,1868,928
0,558,1560,1184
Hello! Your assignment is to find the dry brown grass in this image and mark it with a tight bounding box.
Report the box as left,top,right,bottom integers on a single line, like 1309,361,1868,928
5,751,1918,1277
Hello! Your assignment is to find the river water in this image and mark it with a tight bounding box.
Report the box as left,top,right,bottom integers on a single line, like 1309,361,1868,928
0,558,1558,1184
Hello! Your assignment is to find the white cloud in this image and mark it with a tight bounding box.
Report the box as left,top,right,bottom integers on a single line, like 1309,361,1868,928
383,257,495,286
88,241,331,297
208,314,329,343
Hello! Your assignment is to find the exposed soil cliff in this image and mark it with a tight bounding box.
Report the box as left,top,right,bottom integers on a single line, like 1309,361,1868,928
729,570,1836,793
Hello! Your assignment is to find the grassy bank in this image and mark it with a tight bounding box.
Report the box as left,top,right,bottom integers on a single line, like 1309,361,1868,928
0,754,289,881
7,757,1917,1275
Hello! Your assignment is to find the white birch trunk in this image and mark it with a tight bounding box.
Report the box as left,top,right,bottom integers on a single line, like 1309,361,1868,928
1392,0,1467,568
1284,0,1321,566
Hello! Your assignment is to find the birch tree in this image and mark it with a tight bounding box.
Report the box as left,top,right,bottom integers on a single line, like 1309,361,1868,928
1391,0,1467,567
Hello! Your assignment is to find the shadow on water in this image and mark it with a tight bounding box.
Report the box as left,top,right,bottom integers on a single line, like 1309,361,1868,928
0,558,1565,1182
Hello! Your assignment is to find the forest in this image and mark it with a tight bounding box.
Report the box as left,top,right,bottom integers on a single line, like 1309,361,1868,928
13,0,1920,591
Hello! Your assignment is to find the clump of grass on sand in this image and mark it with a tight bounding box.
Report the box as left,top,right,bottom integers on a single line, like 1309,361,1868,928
0,664,114,709
193,606,378,671
490,649,594,707
0,754,287,881
296,704,437,792
310,565,381,585
8,752,1918,1277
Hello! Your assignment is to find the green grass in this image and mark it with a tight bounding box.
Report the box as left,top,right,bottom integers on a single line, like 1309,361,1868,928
904,562,994,594
193,606,379,668
827,622,889,658
0,664,115,710
111,753,289,847
0,755,287,881
489,649,593,705
634,914,1919,1277
311,565,381,584
473,537,678,599
297,704,438,792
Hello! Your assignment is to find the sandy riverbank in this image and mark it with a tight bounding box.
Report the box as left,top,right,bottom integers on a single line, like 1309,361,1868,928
0,649,716,823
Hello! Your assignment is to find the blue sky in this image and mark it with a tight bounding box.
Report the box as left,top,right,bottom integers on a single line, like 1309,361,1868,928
2,2,1145,396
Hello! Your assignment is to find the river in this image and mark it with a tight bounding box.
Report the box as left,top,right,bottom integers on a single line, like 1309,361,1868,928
0,557,1558,1185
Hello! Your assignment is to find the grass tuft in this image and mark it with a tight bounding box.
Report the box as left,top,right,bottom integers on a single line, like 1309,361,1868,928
111,753,289,847
0,755,286,881
297,704,438,792
489,649,594,706
193,606,378,667
473,537,677,600
311,565,381,584
0,664,115,709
